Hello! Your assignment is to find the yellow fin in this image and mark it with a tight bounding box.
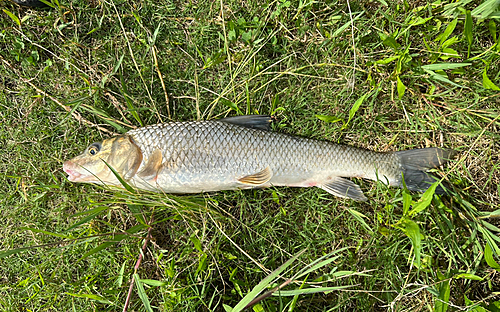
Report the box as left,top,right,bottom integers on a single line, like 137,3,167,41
238,167,273,185
137,149,163,180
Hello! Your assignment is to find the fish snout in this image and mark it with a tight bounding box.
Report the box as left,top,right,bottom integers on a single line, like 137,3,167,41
63,160,84,182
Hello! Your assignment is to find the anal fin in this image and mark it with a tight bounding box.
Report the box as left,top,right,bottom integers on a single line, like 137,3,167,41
319,177,367,201
137,149,163,181
238,167,273,185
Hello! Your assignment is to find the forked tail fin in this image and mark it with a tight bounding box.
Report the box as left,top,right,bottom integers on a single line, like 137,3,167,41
395,148,456,194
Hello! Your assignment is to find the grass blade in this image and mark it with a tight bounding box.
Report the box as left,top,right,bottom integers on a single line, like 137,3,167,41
232,249,306,312
134,273,153,312
102,160,136,193
465,10,473,58
120,72,144,127
271,285,352,296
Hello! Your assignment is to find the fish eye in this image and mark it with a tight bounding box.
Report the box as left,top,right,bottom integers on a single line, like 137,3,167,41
88,143,101,156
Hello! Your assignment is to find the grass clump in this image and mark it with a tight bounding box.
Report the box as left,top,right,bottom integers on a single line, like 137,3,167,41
1,0,500,311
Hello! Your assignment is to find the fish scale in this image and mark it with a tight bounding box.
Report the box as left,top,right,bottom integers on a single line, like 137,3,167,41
63,115,455,201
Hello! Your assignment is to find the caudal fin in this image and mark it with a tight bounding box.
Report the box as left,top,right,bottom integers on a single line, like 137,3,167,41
395,148,456,194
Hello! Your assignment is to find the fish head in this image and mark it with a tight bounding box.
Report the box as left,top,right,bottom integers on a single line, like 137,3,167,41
63,135,143,186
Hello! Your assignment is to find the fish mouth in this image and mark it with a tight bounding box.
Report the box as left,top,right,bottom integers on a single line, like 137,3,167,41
63,161,90,182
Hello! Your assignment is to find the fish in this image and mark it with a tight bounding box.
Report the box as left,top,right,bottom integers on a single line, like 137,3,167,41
63,115,455,201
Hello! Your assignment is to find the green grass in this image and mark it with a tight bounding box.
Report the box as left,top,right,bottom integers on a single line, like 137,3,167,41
1,0,500,311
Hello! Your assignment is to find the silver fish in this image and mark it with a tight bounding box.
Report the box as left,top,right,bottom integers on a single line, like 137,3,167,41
63,115,455,201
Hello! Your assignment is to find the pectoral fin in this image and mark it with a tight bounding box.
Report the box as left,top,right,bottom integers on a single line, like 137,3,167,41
319,177,367,201
137,149,163,181
238,167,273,185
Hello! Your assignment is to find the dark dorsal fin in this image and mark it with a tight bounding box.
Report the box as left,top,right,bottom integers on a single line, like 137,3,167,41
219,115,272,131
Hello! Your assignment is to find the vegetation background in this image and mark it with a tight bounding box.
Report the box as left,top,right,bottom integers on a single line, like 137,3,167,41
1,0,499,311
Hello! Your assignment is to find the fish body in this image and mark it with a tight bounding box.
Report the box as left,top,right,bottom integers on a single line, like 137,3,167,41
63,115,454,201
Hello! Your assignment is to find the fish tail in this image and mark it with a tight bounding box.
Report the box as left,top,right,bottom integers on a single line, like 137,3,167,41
395,148,456,194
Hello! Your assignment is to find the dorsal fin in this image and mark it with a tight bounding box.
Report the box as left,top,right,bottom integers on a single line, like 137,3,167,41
219,115,272,131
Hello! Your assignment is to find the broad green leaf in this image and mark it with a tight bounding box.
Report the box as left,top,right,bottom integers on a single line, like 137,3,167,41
315,114,343,123
140,279,167,287
2,9,20,27
117,261,126,287
435,19,458,44
401,173,412,215
465,10,473,58
409,16,432,26
241,31,252,42
454,273,483,281
482,69,500,90
400,218,422,267
408,182,438,216
435,279,450,312
440,48,460,60
442,36,459,49
375,55,399,65
134,273,153,312
397,76,406,100
190,234,203,252
485,243,500,269
489,20,497,43
342,93,367,130
382,35,400,50
220,98,241,114
195,253,208,276
421,63,471,70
